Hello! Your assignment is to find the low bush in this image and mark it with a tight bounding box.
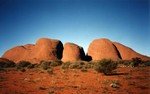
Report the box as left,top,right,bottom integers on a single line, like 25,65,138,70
118,58,142,67
130,57,142,67
84,62,94,69
142,61,150,66
39,61,51,70
61,62,71,69
50,60,62,67
27,64,36,69
0,60,15,68
39,60,62,70
94,59,118,75
61,61,94,71
17,61,32,68
116,60,131,66
16,66,26,72
69,62,83,69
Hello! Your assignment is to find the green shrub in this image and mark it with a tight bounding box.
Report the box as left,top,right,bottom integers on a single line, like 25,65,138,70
94,59,118,75
69,62,83,69
17,61,32,68
143,61,150,66
0,60,15,68
117,60,132,67
119,58,142,67
50,60,62,67
39,60,62,70
16,66,26,72
84,62,94,69
39,61,51,70
27,64,36,69
61,62,71,69
130,57,142,67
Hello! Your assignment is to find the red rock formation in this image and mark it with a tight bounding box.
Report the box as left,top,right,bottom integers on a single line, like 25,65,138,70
113,42,150,61
87,38,120,61
2,46,29,63
2,38,63,63
33,38,63,61
2,37,149,63
62,43,85,62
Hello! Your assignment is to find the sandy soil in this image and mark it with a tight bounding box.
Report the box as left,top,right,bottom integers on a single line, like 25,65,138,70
0,66,150,94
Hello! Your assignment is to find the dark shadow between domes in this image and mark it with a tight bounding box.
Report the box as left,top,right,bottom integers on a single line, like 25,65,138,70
56,41,63,59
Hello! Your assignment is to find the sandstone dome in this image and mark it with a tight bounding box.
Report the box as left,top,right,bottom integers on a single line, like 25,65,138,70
113,42,150,61
2,38,63,63
62,42,85,62
87,38,121,61
2,46,29,62
34,38,63,61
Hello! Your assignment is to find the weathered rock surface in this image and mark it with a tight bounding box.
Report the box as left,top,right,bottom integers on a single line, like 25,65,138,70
113,42,150,61
62,43,85,62
87,38,121,61
34,38,63,61
1,37,150,63
87,38,150,61
2,38,63,63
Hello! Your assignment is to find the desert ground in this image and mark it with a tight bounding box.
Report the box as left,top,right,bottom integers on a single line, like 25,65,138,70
0,62,150,94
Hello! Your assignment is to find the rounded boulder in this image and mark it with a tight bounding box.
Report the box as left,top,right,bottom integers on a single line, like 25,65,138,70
87,38,120,61
2,38,63,63
62,43,85,62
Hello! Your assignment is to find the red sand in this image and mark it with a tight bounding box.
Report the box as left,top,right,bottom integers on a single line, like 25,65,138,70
0,66,150,94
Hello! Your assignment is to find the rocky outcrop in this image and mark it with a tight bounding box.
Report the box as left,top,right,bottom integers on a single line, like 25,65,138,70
62,43,85,62
87,38,121,61
33,38,63,61
87,38,150,61
1,37,149,63
113,42,150,61
2,38,63,63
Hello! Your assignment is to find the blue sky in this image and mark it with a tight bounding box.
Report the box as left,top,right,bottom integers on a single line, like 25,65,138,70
0,0,149,56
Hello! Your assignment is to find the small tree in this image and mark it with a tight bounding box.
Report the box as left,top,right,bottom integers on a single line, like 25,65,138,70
94,59,118,75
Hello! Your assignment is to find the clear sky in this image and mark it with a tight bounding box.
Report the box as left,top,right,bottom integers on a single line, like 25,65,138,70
0,0,149,56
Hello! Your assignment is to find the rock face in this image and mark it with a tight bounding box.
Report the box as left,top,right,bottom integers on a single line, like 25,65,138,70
2,38,63,63
62,43,85,62
87,38,121,61
2,46,29,63
88,38,150,61
1,37,150,63
34,38,63,61
113,42,150,61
